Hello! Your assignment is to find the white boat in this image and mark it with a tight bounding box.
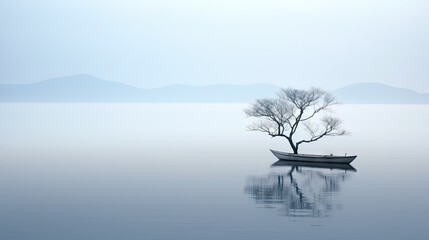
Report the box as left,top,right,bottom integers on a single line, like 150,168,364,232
270,149,357,164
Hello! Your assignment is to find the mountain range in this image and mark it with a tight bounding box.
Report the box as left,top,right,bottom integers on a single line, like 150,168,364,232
1,74,428,104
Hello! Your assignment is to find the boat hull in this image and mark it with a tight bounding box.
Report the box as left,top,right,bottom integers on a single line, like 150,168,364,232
270,149,356,164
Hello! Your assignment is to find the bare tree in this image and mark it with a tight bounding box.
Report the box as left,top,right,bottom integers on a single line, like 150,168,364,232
244,87,348,154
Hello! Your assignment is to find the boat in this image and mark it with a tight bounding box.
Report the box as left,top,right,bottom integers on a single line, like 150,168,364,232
270,149,357,164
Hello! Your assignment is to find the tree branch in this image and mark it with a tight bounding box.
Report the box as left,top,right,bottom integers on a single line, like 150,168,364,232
296,116,348,147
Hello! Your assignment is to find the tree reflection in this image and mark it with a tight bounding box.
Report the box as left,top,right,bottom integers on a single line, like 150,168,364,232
244,161,356,218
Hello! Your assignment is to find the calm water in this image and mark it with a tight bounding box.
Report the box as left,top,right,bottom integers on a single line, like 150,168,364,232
0,104,428,240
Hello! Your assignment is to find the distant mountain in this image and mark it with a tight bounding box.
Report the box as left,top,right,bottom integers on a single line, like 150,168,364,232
0,74,278,102
1,75,428,104
0,74,144,102
333,82,429,104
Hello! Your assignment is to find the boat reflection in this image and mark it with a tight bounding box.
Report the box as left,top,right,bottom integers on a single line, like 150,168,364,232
271,160,357,172
244,161,356,218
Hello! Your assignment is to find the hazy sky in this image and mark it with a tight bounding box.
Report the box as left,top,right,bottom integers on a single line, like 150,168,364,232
1,0,428,91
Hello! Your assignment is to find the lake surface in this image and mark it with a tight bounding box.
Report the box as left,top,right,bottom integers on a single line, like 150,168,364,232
0,104,428,240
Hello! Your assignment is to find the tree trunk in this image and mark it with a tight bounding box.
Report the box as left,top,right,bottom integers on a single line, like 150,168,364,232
288,138,299,154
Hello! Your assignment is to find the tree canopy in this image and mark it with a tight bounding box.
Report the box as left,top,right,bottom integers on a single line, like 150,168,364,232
244,87,348,154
